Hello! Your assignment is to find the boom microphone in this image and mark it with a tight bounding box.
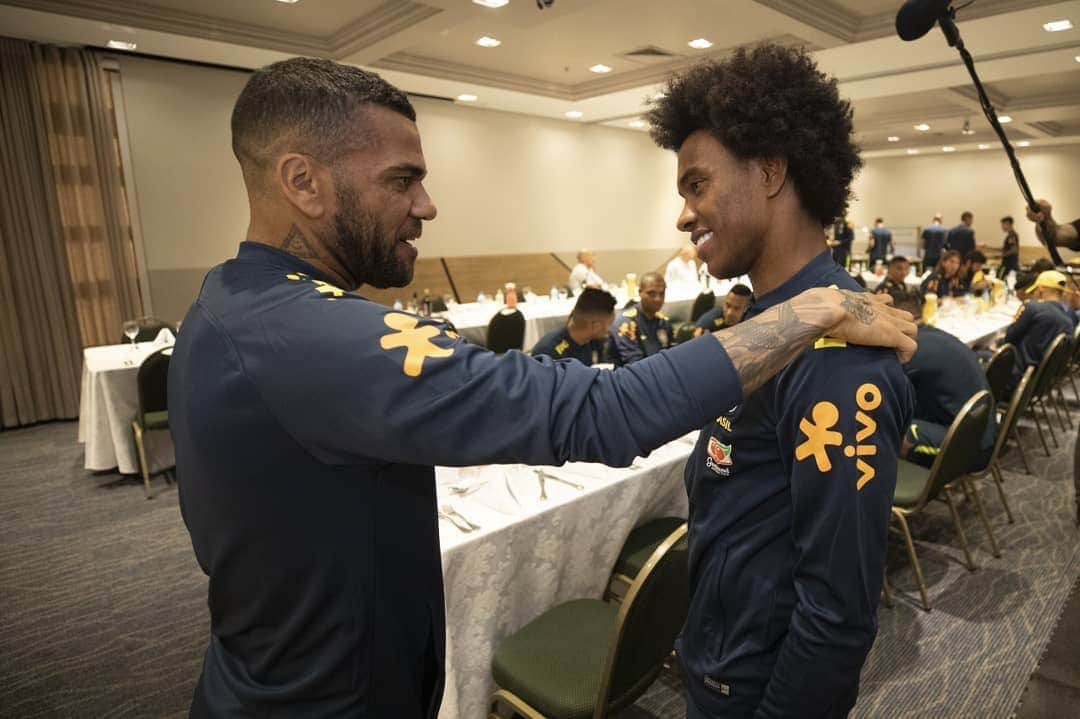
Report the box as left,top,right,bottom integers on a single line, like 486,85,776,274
895,0,952,41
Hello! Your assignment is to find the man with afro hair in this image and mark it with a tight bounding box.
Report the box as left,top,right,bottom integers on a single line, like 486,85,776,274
647,43,914,718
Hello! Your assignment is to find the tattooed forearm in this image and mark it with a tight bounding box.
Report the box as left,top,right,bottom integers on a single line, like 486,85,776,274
714,298,824,396
280,224,319,260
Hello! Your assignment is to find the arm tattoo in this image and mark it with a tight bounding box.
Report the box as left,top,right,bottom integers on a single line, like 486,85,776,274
840,292,874,326
716,300,821,396
280,224,319,260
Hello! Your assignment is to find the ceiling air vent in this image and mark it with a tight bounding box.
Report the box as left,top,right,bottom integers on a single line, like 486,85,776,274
620,45,680,65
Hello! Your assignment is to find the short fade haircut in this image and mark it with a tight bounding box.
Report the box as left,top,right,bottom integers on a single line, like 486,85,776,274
231,58,415,186
966,250,987,264
961,211,973,222
1001,216,1014,225
894,293,923,320
640,271,665,287
572,288,616,319
729,283,752,297
646,43,861,227
889,255,909,265
875,217,884,224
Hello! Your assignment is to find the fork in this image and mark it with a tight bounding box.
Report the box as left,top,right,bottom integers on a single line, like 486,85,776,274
534,469,548,500
440,503,481,531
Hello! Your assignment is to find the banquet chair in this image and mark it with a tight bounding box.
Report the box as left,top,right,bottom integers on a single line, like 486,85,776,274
1026,333,1070,455
605,516,685,602
132,347,173,499
486,309,526,354
890,391,992,611
489,524,688,719
688,291,716,322
966,366,1035,527
984,343,1016,405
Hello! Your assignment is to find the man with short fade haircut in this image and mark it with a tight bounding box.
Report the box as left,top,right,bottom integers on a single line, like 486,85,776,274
609,272,675,365
530,287,615,366
1000,216,1020,275
694,283,752,336
1000,269,1077,397
875,256,918,305
946,211,976,259
569,248,604,289
169,57,916,718
646,43,914,718
921,214,947,271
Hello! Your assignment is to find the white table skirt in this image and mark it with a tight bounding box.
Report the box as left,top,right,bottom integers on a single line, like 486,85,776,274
437,436,694,719
77,338,175,474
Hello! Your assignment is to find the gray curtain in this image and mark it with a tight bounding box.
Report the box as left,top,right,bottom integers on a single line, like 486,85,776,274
0,38,83,428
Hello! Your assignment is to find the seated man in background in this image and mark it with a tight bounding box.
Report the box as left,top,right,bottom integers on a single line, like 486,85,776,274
694,283,752,335
665,244,700,287
1002,270,1077,396
920,250,964,297
530,288,615,366
874,256,917,304
609,272,673,365
893,295,996,470
568,248,605,289
959,250,990,293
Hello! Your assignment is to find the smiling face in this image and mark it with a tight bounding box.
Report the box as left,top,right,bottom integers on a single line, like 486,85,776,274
326,105,437,288
675,130,766,280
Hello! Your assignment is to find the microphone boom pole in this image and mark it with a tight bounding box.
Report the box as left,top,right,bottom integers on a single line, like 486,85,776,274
898,1,1064,265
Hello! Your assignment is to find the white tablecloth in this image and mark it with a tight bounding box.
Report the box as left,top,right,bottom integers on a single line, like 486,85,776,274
858,271,922,290
441,287,704,349
933,299,1019,347
77,334,176,474
436,435,694,719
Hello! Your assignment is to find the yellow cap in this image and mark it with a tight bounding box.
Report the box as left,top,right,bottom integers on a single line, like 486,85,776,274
1025,269,1069,294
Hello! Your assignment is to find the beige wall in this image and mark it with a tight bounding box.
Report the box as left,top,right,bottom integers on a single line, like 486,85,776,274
850,144,1080,258
115,55,687,321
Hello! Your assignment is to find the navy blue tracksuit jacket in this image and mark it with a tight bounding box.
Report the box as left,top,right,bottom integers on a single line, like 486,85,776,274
679,251,914,718
168,242,744,718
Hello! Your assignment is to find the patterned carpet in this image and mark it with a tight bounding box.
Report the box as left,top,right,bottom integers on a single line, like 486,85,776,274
0,419,1077,718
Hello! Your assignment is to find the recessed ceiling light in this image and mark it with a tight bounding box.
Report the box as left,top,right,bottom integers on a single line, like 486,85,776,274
887,136,900,142
456,94,478,102
275,0,300,3
907,149,920,155
1043,19,1073,32
1075,55,1080,62
942,146,956,152
688,38,713,49
473,0,509,7
565,110,583,119
914,123,930,131
589,64,612,74
978,143,991,149
106,40,137,50
629,119,646,128
998,115,1012,123
1017,140,1031,147
475,36,501,47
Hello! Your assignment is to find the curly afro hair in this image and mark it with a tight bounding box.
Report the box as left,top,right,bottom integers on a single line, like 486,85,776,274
646,43,861,227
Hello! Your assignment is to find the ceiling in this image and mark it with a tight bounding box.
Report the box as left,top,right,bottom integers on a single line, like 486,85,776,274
2,0,1079,157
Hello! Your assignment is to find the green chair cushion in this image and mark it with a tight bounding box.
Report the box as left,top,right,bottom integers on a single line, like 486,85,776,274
893,460,929,508
492,598,619,719
140,410,169,430
614,517,686,579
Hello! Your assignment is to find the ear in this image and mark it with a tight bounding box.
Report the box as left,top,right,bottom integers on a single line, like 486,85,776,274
757,155,788,199
275,153,330,220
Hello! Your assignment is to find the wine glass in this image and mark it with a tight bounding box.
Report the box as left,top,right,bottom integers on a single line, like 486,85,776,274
123,320,139,351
